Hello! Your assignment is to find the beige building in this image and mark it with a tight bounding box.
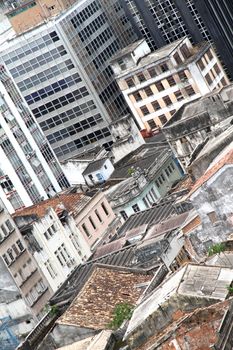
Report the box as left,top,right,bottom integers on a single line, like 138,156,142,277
111,37,229,131
0,199,52,320
6,0,74,34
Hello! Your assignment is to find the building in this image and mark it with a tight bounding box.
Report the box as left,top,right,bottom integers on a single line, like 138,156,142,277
111,37,229,130
107,143,183,219
0,199,52,319
5,0,75,34
124,263,233,349
0,65,69,214
162,84,233,168
82,158,115,187
27,264,153,349
0,0,138,161
186,146,233,256
119,0,233,79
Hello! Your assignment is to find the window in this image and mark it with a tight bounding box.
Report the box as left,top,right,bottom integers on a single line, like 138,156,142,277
133,92,142,101
178,71,188,81
221,77,227,86
163,96,172,106
205,73,212,85
174,91,183,101
185,85,196,96
152,101,160,111
142,198,150,209
1,224,8,237
89,216,96,230
214,63,221,75
207,211,217,224
45,260,57,279
120,211,128,220
132,204,140,213
81,223,91,238
173,52,183,65
160,63,168,72
118,58,126,70
55,243,71,266
140,106,150,116
159,114,167,125
144,86,153,97
147,119,157,129
101,202,109,216
137,73,146,83
167,76,176,86
95,209,102,223
170,110,176,116
16,240,24,252
198,58,205,71
170,162,175,170
126,78,135,88
3,254,10,266
180,44,191,59
156,82,164,92
207,50,213,61
7,248,14,262
155,180,160,188
12,244,19,256
148,67,156,78
5,220,14,232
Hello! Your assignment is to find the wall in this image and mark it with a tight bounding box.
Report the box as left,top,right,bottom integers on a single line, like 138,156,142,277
75,192,116,249
61,160,88,186
189,166,233,256
84,159,115,187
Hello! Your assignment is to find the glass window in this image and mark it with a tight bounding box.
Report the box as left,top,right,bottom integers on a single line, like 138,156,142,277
101,202,109,216
144,86,153,97
132,204,140,213
140,106,150,116
156,82,164,92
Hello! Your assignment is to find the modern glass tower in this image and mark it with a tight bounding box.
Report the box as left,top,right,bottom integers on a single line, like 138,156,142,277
0,65,69,213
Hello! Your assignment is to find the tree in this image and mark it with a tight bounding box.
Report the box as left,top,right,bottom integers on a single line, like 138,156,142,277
208,243,233,267
108,303,134,330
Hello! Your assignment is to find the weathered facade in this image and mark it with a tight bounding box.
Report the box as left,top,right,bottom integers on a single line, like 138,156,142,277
162,84,233,168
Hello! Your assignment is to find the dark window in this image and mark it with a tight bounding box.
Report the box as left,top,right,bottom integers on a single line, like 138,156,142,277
101,202,109,216
186,85,196,96
163,96,172,106
147,119,157,129
167,76,176,86
133,92,142,101
137,73,146,83
214,63,221,75
180,44,191,59
16,240,24,252
152,101,160,111
89,216,96,230
144,86,153,97
173,52,183,65
198,58,205,71
126,78,135,88
148,67,156,78
178,71,188,81
174,91,183,101
160,63,168,72
207,50,213,61
81,223,90,238
132,204,140,213
205,73,212,85
156,82,164,92
120,210,128,220
140,106,150,116
160,114,167,125
221,77,227,86
95,209,102,223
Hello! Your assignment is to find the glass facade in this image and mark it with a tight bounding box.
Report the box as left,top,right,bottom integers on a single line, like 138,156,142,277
1,0,138,161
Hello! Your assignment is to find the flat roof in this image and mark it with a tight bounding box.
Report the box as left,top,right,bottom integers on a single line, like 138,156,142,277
112,39,145,61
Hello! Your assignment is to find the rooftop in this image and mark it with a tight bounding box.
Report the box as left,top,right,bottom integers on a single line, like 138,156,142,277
125,264,233,338
144,212,190,240
117,201,176,236
111,141,169,179
82,158,107,176
189,147,233,196
13,192,92,219
111,39,145,60
163,84,233,129
57,264,152,330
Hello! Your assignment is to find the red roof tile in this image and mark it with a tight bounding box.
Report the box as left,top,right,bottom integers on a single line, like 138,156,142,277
13,193,91,218
189,148,233,196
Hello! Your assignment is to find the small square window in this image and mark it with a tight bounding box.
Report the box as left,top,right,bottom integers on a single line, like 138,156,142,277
140,106,150,116
156,82,164,92
144,86,153,97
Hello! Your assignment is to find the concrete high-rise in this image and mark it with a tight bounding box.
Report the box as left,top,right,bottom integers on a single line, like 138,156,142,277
0,0,138,161
0,65,69,213
119,0,233,78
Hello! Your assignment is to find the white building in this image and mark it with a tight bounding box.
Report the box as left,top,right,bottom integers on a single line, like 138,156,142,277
0,65,69,214
82,158,115,187
111,37,229,130
13,195,92,292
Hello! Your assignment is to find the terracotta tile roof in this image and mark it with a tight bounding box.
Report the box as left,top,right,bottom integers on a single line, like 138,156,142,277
92,238,127,260
13,193,91,218
57,265,152,330
189,148,233,196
